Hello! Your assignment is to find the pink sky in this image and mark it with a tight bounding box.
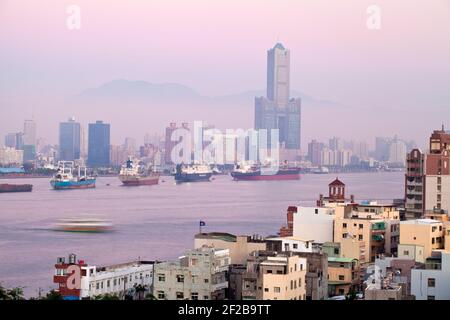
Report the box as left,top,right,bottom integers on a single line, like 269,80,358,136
0,0,449,146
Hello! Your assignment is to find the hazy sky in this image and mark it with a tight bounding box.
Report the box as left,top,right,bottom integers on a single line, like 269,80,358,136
0,0,449,147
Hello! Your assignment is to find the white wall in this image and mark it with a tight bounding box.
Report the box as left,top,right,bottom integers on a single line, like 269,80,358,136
293,207,334,243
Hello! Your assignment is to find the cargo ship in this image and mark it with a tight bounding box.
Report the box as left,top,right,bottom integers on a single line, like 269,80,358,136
174,164,212,182
50,161,96,190
231,162,301,181
119,158,160,186
0,184,33,193
53,217,113,233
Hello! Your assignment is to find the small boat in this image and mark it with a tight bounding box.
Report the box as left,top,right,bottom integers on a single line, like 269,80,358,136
0,184,33,193
50,161,96,190
53,217,113,233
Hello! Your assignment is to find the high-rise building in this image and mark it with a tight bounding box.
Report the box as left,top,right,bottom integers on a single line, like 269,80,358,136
424,126,450,213
59,117,81,161
23,119,36,147
87,121,110,167
307,140,324,166
5,133,17,149
375,137,391,161
405,149,425,220
388,138,407,165
255,43,301,152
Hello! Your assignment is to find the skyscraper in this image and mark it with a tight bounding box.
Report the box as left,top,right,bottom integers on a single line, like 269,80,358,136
59,117,81,161
23,119,36,147
87,121,111,167
255,43,301,154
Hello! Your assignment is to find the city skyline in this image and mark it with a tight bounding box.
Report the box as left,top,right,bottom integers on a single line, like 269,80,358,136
1,1,449,147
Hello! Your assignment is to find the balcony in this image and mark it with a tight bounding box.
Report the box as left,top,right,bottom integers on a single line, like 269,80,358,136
211,281,228,292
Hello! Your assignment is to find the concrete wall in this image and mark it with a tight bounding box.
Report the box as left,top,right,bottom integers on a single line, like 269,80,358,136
293,207,334,243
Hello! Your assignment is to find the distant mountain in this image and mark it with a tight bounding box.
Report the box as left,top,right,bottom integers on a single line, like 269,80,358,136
77,79,340,107
78,79,201,100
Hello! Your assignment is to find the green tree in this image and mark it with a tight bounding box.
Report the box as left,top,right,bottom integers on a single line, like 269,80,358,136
93,293,120,300
43,290,63,300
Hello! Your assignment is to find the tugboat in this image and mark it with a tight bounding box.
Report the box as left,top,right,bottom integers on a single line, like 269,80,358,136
174,164,212,182
119,158,160,186
0,184,33,193
231,161,301,181
50,161,96,190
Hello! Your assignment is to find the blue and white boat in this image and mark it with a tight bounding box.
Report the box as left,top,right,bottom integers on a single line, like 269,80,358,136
50,161,96,190
174,164,212,183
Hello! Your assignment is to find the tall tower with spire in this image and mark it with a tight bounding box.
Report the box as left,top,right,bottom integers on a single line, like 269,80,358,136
254,43,302,156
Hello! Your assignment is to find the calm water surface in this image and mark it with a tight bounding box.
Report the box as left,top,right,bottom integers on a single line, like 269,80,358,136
0,172,403,297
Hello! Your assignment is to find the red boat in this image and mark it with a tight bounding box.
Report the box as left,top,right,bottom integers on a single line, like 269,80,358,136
0,184,33,193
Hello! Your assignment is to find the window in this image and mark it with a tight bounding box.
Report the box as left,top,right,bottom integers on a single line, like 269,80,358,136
157,291,165,299
290,280,293,290
176,292,184,300
191,292,198,300
96,282,99,290
276,270,283,274
315,209,319,214
359,224,363,229
338,289,344,295
294,264,297,271
113,279,117,286
177,275,184,283
107,280,110,287
300,264,303,271
293,244,298,249
432,238,435,244
204,279,209,283
428,278,436,287
264,288,269,292
343,223,347,228
274,287,281,293
267,270,273,274
158,274,165,282
191,258,198,266
203,296,209,300
403,250,409,256
339,275,345,281
334,248,339,255
358,235,363,241
298,278,302,287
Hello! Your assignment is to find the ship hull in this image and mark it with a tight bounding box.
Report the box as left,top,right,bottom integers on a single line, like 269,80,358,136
231,169,301,181
119,175,160,186
175,173,212,182
51,179,96,190
0,184,33,193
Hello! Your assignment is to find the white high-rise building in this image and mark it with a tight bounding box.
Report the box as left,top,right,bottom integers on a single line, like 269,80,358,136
389,139,407,164
23,119,36,146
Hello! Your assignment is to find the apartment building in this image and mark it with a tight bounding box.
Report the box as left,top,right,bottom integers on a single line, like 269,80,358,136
327,257,359,296
256,253,307,300
194,232,266,265
398,219,445,263
411,251,450,300
153,247,230,300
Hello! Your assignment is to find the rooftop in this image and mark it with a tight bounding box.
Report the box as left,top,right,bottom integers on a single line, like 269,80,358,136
328,257,357,263
329,178,345,186
401,219,442,225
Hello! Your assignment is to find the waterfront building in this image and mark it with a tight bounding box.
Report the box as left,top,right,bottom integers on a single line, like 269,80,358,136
388,138,407,165
307,140,324,166
153,246,229,300
87,120,110,167
59,117,81,161
4,133,18,149
398,219,445,263
194,233,266,265
23,119,36,147
0,147,24,166
254,43,301,153
53,254,154,300
411,251,450,300
317,178,355,207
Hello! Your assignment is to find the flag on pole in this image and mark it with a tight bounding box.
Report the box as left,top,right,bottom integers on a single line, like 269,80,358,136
199,221,206,227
